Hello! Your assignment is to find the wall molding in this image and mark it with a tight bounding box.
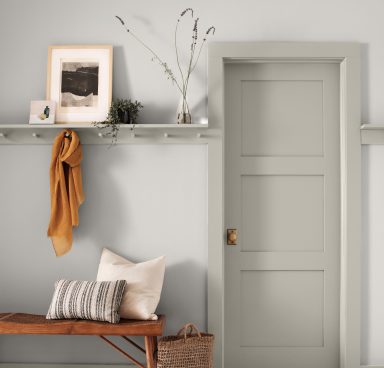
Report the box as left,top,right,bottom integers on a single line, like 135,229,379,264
360,124,384,144
0,365,134,367
0,123,219,145
208,41,362,368
1,364,382,368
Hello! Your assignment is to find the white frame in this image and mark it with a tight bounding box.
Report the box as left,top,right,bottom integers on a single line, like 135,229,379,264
28,100,56,125
208,42,361,368
47,45,113,124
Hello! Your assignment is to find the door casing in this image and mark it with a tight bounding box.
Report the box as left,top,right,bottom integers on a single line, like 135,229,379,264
207,42,361,368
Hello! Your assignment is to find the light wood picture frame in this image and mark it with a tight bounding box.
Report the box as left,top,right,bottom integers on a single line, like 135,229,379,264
47,45,113,124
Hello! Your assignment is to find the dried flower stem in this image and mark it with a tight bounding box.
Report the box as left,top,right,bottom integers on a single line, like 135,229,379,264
116,10,215,122
175,20,186,97
116,16,183,95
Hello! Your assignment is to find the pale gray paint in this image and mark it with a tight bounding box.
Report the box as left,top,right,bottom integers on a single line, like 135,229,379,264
242,175,325,252
0,124,215,145
224,61,341,367
0,0,212,364
0,0,367,365
361,124,384,144
241,79,324,157
208,42,361,368
0,365,131,368
240,270,325,347
0,144,208,364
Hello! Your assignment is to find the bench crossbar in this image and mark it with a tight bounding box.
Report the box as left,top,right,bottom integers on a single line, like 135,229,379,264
100,335,145,368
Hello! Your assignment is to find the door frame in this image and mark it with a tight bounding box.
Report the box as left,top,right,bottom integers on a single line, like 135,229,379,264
207,42,361,368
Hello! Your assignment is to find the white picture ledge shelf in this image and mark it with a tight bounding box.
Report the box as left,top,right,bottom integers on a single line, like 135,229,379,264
0,124,219,145
361,124,384,145
1,123,382,145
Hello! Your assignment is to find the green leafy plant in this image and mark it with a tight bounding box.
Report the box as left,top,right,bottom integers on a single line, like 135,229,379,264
115,9,215,123
93,99,143,145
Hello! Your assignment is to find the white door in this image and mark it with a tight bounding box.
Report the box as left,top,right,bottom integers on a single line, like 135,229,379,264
224,62,340,368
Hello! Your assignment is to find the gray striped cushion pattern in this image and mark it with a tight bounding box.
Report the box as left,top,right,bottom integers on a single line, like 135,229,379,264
46,279,126,324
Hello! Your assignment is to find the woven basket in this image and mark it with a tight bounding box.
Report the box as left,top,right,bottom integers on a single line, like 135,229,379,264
157,323,214,368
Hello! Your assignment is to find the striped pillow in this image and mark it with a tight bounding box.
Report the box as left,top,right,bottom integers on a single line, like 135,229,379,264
46,279,126,324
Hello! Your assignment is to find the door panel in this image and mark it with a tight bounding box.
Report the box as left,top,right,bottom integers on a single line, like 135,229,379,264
241,80,324,156
225,62,340,368
242,175,324,252
240,270,324,347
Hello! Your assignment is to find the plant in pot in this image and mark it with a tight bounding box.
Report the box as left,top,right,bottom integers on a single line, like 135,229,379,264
94,99,143,145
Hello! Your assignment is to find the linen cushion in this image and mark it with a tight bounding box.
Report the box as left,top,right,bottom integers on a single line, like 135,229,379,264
46,279,126,324
96,248,165,320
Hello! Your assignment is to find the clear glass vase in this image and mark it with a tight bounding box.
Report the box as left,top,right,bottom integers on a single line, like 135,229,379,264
176,95,192,124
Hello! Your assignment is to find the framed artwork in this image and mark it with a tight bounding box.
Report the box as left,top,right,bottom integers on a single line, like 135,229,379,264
29,100,56,124
47,45,113,123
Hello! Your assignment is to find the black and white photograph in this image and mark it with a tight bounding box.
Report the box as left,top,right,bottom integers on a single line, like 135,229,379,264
47,45,112,123
60,61,99,108
29,100,56,124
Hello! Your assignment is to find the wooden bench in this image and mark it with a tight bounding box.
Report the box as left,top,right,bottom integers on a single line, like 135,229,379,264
0,313,165,368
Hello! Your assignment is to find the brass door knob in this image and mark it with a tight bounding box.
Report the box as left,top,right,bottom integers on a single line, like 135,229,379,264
227,229,237,245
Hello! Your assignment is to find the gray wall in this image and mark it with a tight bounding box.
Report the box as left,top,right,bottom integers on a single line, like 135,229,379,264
1,0,384,365
0,143,207,364
0,0,210,364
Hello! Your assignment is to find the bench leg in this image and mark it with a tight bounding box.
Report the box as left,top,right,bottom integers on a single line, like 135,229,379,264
100,335,145,368
152,336,158,366
153,336,158,353
144,336,156,368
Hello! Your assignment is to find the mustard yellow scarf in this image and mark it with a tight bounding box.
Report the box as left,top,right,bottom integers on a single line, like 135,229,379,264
47,129,84,256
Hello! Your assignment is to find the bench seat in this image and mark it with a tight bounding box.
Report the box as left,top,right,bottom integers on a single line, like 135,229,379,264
0,313,164,336
0,313,165,368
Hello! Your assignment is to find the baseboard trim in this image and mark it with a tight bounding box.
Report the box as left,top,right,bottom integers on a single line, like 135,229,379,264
0,365,133,367
1,365,382,368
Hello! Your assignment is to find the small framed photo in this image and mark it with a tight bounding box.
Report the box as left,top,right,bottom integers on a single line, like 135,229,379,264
29,100,56,125
47,45,113,124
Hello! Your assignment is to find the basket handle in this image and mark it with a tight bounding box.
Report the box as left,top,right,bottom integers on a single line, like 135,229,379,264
177,323,202,340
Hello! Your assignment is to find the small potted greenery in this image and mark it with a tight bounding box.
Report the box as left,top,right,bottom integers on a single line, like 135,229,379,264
94,99,143,145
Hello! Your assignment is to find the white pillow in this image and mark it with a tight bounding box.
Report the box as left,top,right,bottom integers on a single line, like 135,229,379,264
96,248,165,320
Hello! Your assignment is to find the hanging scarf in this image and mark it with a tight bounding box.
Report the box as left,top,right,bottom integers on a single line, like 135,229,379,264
47,129,84,256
